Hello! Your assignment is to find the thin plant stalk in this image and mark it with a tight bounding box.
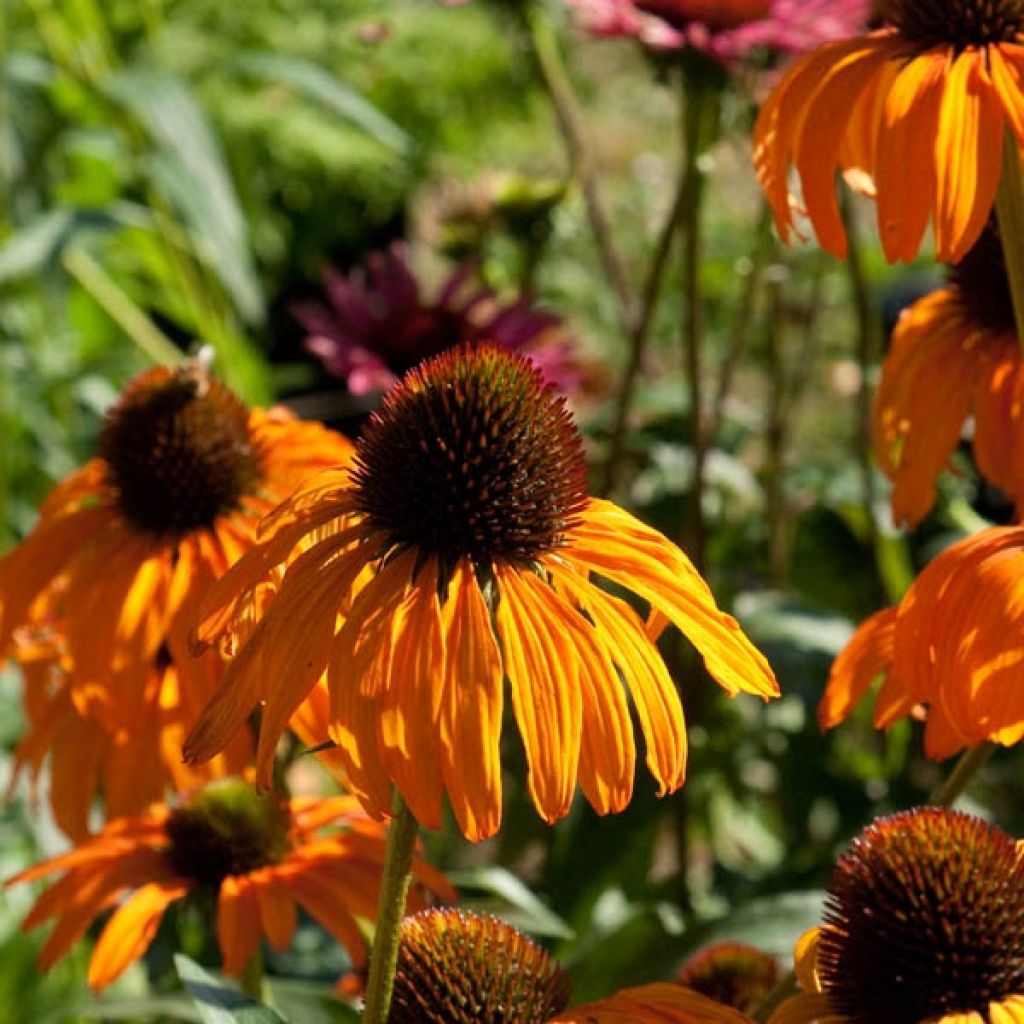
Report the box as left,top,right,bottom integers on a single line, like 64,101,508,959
995,131,1024,348
600,172,688,496
929,741,996,808
840,195,886,606
240,950,264,1002
362,790,420,1024
522,5,639,338
678,68,720,575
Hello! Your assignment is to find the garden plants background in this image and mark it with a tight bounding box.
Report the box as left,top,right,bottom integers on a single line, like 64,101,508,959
2,1,1024,1022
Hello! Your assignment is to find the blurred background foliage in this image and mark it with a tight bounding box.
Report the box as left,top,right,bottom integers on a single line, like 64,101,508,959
2,0,1022,1021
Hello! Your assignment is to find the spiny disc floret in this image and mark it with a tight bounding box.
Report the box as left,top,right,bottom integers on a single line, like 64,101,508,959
817,808,1024,1024
351,346,588,571
387,908,571,1024
100,365,263,536
887,0,1024,49
165,779,290,889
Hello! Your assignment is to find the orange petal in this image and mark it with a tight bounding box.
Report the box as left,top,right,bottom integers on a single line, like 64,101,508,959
87,880,188,990
439,559,504,842
495,565,582,828
254,876,298,952
217,874,262,977
933,51,1005,262
874,50,945,262
819,608,897,731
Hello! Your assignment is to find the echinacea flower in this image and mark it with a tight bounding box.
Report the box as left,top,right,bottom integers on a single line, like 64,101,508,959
568,0,871,65
768,808,1024,1024
873,224,1024,526
0,364,354,827
388,908,572,1023
387,907,754,1024
677,941,780,1013
754,0,1024,262
185,346,778,842
820,525,1024,758
295,242,581,397
8,623,247,839
7,778,454,991
552,984,758,1023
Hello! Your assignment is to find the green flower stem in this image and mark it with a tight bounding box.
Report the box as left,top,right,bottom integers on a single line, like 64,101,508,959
522,4,639,339
996,131,1024,350
929,741,996,808
362,789,419,1024
678,64,721,576
240,949,264,1002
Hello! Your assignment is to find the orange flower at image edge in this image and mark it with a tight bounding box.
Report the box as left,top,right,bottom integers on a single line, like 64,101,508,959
754,0,1024,263
873,225,1024,527
552,983,757,1023
0,363,354,837
821,525,1024,758
768,809,1024,1024
185,346,779,842
7,779,454,990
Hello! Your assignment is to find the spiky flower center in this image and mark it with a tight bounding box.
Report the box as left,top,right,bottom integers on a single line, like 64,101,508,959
99,365,263,536
817,808,1024,1024
387,909,571,1024
165,779,290,888
351,345,588,573
949,222,1016,334
677,941,779,1013
887,0,1024,49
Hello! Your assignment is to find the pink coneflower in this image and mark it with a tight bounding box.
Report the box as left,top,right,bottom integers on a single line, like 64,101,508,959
295,243,581,397
568,0,871,65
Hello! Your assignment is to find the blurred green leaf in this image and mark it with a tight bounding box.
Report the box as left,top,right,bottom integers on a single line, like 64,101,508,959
232,53,412,155
104,68,264,325
450,866,574,940
267,979,359,1024
175,955,287,1024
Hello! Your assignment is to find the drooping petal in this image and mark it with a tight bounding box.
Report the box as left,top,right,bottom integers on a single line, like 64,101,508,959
933,52,1005,263
874,49,946,263
87,880,189,990
819,608,897,730
378,559,446,831
217,874,263,977
570,500,778,699
253,874,298,952
439,559,504,842
495,565,583,827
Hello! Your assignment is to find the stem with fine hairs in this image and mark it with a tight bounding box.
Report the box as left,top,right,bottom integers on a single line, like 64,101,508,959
362,789,419,1024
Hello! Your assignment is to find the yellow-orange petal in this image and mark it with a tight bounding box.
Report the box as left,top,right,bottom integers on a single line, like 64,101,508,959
438,558,504,842
819,607,896,731
934,52,1005,263
87,880,189,990
253,875,298,952
875,50,945,263
495,565,583,827
217,874,262,977
570,500,778,700
379,560,446,831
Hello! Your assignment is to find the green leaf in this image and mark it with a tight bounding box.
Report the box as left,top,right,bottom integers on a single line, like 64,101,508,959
104,68,265,324
449,866,574,940
233,52,412,155
0,208,121,282
174,955,288,1024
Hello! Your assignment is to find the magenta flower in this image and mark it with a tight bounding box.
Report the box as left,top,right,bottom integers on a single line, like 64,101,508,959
567,0,871,65
295,244,582,397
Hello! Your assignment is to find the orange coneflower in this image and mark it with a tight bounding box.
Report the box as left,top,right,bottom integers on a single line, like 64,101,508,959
185,345,778,842
8,623,246,839
754,0,1024,263
0,363,354,829
874,224,1024,526
551,984,758,1023
387,907,753,1024
820,525,1024,758
677,941,780,1014
7,778,454,991
768,808,1024,1024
